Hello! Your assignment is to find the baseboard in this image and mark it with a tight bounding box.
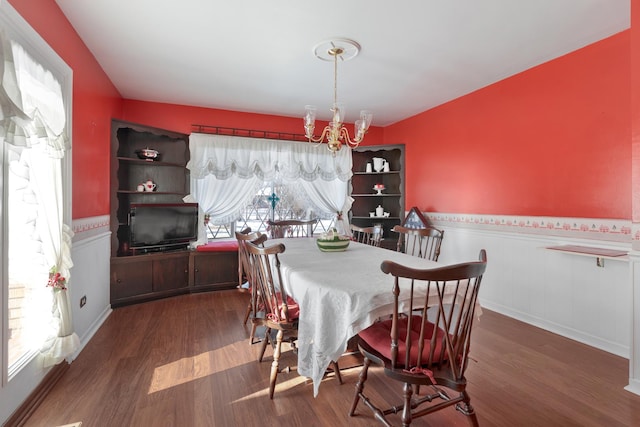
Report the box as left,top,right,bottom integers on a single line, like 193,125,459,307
72,304,112,361
480,299,629,359
625,378,640,396
3,362,69,427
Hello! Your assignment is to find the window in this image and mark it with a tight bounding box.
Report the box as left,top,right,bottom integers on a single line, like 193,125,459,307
205,181,338,240
188,133,352,242
1,2,75,382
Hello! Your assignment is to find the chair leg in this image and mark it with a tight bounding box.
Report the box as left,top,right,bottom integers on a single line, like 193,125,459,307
332,360,343,384
269,329,284,399
258,328,270,362
243,300,252,325
249,322,258,345
349,357,371,416
401,382,413,427
455,391,480,427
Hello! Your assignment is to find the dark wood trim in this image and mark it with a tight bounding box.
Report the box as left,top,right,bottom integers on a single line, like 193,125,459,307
191,124,309,142
4,361,69,427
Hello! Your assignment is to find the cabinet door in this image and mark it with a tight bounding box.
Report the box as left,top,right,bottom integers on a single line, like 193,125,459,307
193,252,239,289
111,259,153,300
152,253,190,292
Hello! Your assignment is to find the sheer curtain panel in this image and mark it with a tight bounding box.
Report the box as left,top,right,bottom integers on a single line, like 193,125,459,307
1,32,78,369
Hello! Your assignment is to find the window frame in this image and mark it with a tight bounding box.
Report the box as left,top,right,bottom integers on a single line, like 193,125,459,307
0,1,73,385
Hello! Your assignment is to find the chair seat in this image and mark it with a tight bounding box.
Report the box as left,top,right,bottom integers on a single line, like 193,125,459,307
358,315,447,367
272,293,299,321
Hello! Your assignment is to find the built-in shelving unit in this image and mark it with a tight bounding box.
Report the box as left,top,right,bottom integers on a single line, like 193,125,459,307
350,144,405,250
109,120,237,307
111,121,191,255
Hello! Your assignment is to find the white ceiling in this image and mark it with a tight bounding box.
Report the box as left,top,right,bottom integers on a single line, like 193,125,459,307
55,0,629,127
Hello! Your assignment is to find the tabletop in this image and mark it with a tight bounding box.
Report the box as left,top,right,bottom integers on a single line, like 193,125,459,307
270,237,443,396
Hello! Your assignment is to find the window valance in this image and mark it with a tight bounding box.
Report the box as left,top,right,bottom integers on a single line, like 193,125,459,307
187,133,352,182
0,32,67,157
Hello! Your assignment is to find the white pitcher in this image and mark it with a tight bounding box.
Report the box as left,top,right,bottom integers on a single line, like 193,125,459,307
376,205,384,217
372,157,387,172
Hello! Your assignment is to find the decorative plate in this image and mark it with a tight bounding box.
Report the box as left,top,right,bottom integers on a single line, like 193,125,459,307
135,147,160,160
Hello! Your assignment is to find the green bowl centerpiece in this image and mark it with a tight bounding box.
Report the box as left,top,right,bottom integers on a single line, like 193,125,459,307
316,228,350,252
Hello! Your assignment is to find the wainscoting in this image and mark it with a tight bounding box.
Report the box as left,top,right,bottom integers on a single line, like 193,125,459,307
70,216,112,357
428,212,631,358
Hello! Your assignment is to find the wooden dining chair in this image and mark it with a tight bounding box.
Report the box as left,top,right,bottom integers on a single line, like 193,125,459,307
350,224,382,247
392,225,444,261
236,227,254,289
266,218,317,238
235,229,267,344
245,239,342,398
348,249,487,426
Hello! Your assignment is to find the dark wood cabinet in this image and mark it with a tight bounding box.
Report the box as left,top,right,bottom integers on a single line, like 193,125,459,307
153,253,190,292
350,144,405,249
110,258,153,301
110,120,193,306
110,251,189,306
190,251,239,291
109,120,239,306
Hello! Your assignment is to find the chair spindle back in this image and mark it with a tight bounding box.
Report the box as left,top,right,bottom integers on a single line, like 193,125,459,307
393,225,444,261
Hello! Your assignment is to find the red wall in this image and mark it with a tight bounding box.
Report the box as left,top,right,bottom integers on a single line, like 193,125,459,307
385,32,631,219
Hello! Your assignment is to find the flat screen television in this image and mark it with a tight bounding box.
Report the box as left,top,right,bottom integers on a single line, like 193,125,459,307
129,203,199,252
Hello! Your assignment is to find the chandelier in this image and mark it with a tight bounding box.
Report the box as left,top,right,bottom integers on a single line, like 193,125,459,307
304,39,373,153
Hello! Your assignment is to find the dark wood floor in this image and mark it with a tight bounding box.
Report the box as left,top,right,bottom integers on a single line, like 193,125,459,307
22,290,640,427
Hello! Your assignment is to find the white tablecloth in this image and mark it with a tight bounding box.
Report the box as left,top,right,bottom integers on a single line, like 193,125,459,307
271,238,445,396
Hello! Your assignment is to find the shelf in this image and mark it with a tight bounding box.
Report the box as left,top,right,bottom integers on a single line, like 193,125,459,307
117,190,188,195
117,157,185,168
353,171,400,175
352,193,401,197
352,216,400,220
545,245,628,260
545,245,629,266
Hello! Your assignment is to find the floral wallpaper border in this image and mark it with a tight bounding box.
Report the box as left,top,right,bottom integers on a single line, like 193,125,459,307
424,212,633,243
71,213,640,244
71,215,110,242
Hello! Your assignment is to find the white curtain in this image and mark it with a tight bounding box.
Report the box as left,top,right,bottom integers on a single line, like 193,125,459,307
187,133,353,235
1,33,79,367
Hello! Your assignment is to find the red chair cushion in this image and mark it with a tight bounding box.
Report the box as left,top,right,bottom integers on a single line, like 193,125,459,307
196,240,239,252
359,315,447,366
268,293,299,321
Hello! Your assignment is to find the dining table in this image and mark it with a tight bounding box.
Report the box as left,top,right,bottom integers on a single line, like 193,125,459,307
270,237,467,397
